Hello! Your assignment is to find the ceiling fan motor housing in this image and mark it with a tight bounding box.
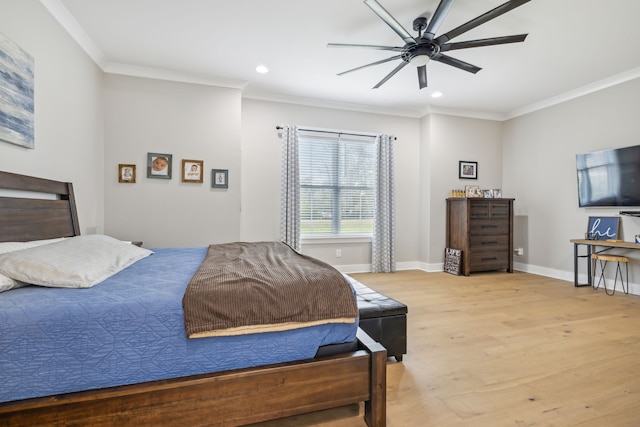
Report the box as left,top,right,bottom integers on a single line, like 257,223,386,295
402,39,440,63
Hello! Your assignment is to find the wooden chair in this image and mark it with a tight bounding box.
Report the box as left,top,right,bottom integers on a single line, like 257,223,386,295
592,253,629,295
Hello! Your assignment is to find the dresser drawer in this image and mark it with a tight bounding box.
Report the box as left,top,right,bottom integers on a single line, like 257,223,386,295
470,235,509,251
470,220,509,236
470,203,491,219
470,201,511,219
489,202,511,219
470,250,509,271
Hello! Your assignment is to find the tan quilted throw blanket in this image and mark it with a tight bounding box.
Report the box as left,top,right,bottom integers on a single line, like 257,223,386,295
183,242,358,338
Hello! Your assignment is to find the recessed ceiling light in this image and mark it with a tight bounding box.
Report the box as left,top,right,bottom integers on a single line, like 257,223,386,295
431,91,443,98
256,65,269,74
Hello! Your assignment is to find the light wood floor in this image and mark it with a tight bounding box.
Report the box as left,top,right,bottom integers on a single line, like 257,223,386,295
253,270,640,427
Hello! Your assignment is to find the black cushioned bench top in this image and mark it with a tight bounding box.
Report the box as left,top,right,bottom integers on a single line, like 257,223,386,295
347,276,408,319
344,275,408,361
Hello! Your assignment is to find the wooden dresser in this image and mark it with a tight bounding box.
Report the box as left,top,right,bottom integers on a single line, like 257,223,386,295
446,198,514,276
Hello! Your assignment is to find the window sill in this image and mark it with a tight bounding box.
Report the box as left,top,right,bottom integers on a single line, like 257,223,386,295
301,235,372,245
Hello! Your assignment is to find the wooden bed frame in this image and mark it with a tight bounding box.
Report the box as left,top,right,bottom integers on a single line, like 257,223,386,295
0,171,387,427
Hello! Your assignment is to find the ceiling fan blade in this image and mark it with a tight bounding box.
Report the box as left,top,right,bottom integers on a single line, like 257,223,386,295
424,0,455,40
440,34,528,51
417,65,428,89
327,43,404,52
433,54,481,74
373,61,409,88
436,0,530,44
364,0,416,45
337,55,403,76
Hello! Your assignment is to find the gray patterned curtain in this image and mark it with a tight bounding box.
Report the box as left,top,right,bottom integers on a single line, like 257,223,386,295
371,134,396,273
279,125,301,251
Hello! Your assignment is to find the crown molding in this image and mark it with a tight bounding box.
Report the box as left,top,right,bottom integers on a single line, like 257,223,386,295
40,0,108,69
505,66,640,120
242,92,422,118
104,63,247,89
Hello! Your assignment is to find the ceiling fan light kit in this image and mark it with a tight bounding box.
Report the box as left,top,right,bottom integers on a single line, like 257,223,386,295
328,0,531,89
410,55,430,67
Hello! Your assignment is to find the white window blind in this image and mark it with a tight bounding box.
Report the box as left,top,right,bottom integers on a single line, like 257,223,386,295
298,130,376,237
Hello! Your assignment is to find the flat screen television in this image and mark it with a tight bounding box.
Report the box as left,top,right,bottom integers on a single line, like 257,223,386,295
576,144,640,207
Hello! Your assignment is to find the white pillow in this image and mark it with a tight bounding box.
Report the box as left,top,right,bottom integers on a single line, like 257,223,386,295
0,238,67,254
0,235,153,289
0,274,23,293
0,238,67,292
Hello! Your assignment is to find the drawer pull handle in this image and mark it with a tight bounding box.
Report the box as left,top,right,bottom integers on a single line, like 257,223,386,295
481,225,498,228
482,241,498,245
481,257,498,261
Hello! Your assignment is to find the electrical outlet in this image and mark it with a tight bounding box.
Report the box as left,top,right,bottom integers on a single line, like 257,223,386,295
516,248,524,256
336,249,342,258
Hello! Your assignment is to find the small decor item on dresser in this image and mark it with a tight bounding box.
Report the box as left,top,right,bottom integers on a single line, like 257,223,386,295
459,161,477,179
493,189,502,198
182,159,204,183
118,164,136,183
465,185,481,198
444,248,462,276
482,189,493,198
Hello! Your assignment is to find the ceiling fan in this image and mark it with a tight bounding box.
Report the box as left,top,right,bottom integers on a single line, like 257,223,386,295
328,0,530,89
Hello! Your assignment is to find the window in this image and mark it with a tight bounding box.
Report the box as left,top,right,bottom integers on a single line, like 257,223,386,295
298,130,376,237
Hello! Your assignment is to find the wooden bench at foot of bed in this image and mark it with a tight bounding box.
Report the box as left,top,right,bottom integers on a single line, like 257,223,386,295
0,329,386,427
353,280,408,362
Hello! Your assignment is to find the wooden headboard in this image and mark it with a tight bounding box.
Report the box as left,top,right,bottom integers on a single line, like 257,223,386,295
0,171,81,242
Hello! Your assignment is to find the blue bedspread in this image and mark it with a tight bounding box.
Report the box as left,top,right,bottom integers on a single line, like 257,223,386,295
0,248,357,403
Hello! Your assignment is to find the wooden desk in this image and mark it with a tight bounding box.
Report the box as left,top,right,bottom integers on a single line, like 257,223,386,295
570,239,640,287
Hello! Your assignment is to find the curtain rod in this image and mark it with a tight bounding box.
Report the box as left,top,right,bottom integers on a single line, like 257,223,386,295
275,126,396,140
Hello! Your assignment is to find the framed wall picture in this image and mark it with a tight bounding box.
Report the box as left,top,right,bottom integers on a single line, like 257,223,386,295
459,161,477,179
181,159,204,183
587,216,620,240
0,33,34,149
212,169,228,188
147,153,172,179
118,164,136,183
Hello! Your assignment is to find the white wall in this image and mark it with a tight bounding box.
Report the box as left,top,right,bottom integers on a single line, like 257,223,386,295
103,74,242,247
241,99,421,269
418,115,432,266
503,77,640,286
0,0,104,234
420,114,504,270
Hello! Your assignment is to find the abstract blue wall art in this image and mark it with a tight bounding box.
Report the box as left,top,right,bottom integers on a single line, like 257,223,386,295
0,33,34,149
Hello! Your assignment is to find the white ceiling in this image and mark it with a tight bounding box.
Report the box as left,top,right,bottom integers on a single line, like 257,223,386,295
44,0,640,119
